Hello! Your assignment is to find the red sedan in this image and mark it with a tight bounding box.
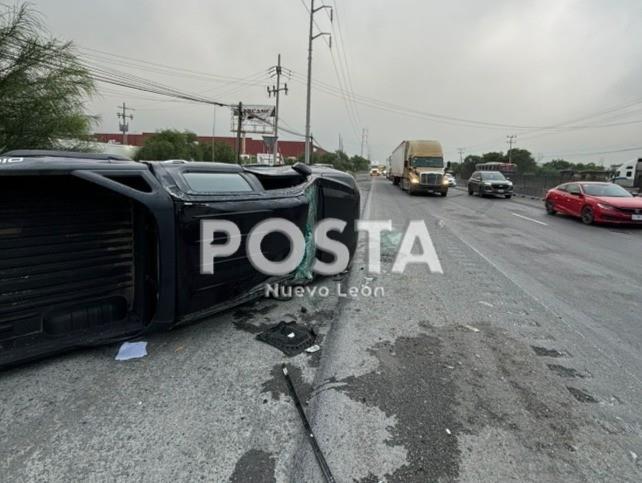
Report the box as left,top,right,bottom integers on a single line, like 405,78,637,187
545,182,642,225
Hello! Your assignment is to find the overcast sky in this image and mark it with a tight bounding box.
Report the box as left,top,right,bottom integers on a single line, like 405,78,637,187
32,0,642,165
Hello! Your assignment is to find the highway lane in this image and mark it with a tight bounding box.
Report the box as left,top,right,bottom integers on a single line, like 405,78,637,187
297,175,642,482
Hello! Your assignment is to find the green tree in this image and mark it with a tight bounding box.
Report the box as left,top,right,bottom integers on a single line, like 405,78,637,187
507,148,537,173
542,159,573,171
135,130,203,161
481,151,505,164
0,3,96,152
460,154,482,179
348,155,368,172
200,141,236,163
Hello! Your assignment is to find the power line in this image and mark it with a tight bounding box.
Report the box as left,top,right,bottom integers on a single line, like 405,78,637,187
319,1,361,142
542,145,642,158
330,0,361,126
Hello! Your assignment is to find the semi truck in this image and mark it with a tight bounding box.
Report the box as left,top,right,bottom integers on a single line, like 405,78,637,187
389,140,449,196
613,158,642,191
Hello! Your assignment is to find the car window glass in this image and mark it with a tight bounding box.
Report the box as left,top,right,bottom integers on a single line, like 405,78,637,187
557,184,568,192
581,184,632,198
481,172,506,181
567,184,581,195
183,172,253,193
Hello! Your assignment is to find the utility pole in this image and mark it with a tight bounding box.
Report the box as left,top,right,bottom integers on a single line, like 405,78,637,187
235,102,243,163
458,148,465,163
338,133,344,153
506,135,517,164
117,102,134,145
211,106,216,162
304,0,332,164
268,54,289,166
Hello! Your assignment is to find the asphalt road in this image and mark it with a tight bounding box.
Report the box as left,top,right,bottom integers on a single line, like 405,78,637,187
294,176,642,482
2,174,641,482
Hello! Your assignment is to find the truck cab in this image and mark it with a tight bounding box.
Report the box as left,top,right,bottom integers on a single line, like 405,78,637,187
391,140,449,196
613,159,641,191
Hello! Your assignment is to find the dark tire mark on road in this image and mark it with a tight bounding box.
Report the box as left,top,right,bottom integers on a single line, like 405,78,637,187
547,364,588,378
531,346,566,358
567,387,598,403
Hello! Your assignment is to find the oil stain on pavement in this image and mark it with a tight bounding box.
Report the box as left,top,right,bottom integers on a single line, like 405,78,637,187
334,334,461,482
229,449,276,483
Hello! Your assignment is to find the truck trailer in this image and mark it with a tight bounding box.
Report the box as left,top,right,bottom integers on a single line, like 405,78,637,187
389,140,448,196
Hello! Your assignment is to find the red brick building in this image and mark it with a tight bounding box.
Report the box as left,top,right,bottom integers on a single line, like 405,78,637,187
92,133,315,159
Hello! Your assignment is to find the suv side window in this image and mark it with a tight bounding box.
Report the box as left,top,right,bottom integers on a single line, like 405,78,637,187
182,172,254,193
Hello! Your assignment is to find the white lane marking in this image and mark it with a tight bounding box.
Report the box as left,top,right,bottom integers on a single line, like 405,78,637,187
512,213,548,226
363,175,376,220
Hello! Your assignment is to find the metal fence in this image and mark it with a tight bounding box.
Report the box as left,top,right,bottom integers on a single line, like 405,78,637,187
457,174,564,198
507,173,563,198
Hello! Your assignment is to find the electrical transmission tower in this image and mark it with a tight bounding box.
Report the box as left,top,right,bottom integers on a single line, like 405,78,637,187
458,148,465,163
360,128,368,159
117,102,134,145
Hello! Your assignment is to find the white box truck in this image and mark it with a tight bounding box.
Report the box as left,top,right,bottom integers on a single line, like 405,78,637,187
390,140,449,196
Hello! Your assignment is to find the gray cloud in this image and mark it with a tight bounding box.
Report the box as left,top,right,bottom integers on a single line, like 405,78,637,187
31,0,642,165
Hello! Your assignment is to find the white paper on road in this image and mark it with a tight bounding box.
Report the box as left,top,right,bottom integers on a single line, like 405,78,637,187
115,342,148,361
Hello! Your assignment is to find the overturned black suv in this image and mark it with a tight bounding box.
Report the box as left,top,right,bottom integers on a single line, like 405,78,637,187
0,151,360,368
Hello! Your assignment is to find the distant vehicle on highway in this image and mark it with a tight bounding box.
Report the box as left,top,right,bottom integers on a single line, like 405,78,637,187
613,158,641,190
369,167,380,176
545,182,642,225
445,173,457,187
468,170,513,198
389,140,449,196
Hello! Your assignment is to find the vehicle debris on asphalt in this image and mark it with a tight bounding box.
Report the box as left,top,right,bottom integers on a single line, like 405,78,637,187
115,342,148,361
256,321,317,356
282,364,336,483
